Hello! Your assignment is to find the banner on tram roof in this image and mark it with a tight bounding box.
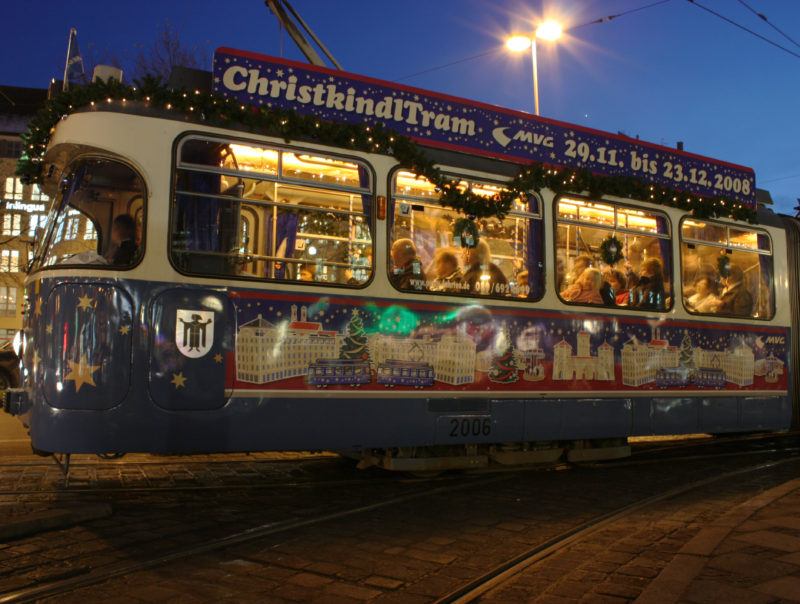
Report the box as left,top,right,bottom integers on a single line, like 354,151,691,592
213,47,756,207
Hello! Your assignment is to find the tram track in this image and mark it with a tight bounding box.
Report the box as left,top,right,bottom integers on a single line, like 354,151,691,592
433,454,800,604
0,439,795,602
0,473,511,604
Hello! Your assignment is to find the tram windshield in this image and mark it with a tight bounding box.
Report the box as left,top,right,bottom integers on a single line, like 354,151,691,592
38,158,145,269
680,220,774,319
555,197,672,311
171,137,373,286
389,171,543,300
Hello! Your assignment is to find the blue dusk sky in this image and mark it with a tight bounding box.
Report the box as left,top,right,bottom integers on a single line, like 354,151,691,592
2,0,798,213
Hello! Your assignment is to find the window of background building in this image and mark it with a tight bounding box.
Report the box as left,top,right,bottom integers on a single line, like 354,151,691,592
1,250,19,272
0,287,17,316
27,213,46,237
0,140,23,159
680,219,773,319
30,184,49,203
555,197,672,311
172,137,373,287
389,171,542,300
1,213,22,236
4,177,23,201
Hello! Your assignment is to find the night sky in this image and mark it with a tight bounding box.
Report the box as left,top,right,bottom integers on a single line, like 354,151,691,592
3,0,798,213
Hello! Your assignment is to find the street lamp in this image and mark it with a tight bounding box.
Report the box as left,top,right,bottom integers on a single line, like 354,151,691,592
506,20,563,116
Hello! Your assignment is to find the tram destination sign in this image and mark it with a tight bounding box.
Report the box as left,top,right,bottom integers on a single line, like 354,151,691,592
213,48,756,207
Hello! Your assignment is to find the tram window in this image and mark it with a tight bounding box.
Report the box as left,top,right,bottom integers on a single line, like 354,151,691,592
38,158,145,270
680,219,773,319
389,171,543,300
172,137,373,286
555,197,672,311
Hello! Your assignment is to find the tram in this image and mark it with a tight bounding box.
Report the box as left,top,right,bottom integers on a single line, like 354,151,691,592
4,47,798,471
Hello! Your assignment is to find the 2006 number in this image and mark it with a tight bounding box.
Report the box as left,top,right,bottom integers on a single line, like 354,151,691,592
449,417,492,437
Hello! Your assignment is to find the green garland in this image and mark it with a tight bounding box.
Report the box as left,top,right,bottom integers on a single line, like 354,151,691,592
599,235,625,265
16,77,756,225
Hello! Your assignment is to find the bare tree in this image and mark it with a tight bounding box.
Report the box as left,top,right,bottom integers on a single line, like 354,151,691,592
132,22,205,81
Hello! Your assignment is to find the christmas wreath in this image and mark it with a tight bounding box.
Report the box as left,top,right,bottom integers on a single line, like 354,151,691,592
599,235,625,265
453,216,480,248
16,77,757,225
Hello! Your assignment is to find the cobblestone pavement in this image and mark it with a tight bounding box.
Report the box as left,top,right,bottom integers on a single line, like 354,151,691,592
0,436,792,603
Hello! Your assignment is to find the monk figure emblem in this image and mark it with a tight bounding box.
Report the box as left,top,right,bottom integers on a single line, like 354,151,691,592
176,309,214,358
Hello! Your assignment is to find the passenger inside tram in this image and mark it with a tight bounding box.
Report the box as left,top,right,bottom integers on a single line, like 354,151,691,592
717,264,754,316
628,257,667,311
686,276,720,313
427,249,461,292
561,267,604,304
389,238,426,291
461,240,508,296
106,214,138,266
603,268,629,306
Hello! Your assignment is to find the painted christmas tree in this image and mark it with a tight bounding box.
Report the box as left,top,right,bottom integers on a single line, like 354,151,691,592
489,328,519,384
679,330,695,369
339,310,371,362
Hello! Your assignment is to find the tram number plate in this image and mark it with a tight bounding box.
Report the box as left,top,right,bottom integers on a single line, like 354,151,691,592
437,415,492,441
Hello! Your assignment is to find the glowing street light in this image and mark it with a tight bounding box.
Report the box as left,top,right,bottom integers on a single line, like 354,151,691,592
506,19,563,116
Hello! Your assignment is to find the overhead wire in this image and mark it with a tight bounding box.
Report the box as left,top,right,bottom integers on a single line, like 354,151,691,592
394,0,674,81
686,0,800,60
736,0,800,51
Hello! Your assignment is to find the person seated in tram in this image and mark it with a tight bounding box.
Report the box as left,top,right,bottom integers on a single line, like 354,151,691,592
561,267,604,304
428,248,462,292
105,214,138,266
298,263,315,282
390,238,427,291
628,257,666,311
603,268,629,306
563,254,593,288
515,270,529,298
717,264,753,316
686,276,721,313
461,239,508,296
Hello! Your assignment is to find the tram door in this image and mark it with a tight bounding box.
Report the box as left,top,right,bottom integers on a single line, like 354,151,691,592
148,289,234,410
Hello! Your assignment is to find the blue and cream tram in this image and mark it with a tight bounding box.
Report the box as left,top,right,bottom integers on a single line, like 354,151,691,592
377,361,435,389
4,48,798,471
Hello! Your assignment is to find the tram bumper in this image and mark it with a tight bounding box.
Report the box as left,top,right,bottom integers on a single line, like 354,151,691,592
3,389,30,416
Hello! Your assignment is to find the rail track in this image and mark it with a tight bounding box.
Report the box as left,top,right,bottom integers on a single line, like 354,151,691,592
0,433,796,602
434,455,800,603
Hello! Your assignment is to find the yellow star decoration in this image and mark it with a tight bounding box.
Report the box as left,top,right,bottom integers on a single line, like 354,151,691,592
34,297,43,316
64,354,101,393
45,325,53,334
213,353,223,364
77,294,94,311
118,325,131,335
171,372,188,389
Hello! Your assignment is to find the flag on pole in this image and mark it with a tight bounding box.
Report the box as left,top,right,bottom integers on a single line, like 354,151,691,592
62,28,86,92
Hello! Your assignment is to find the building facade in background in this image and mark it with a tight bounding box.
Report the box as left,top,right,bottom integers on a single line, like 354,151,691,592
0,86,47,344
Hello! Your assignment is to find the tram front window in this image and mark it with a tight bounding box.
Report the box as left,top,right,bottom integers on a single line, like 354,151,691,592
555,197,672,311
39,158,145,269
171,137,373,286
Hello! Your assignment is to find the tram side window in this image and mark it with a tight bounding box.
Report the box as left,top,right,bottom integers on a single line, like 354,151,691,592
39,158,145,269
555,197,672,311
171,138,373,286
680,220,773,319
389,171,543,300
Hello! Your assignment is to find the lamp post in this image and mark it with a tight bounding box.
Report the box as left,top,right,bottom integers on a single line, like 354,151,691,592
506,20,563,116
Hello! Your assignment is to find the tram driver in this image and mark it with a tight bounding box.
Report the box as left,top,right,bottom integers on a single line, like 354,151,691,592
106,214,139,266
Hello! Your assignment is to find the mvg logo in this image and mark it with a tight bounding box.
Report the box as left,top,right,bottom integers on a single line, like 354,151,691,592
492,126,555,149
765,336,786,345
